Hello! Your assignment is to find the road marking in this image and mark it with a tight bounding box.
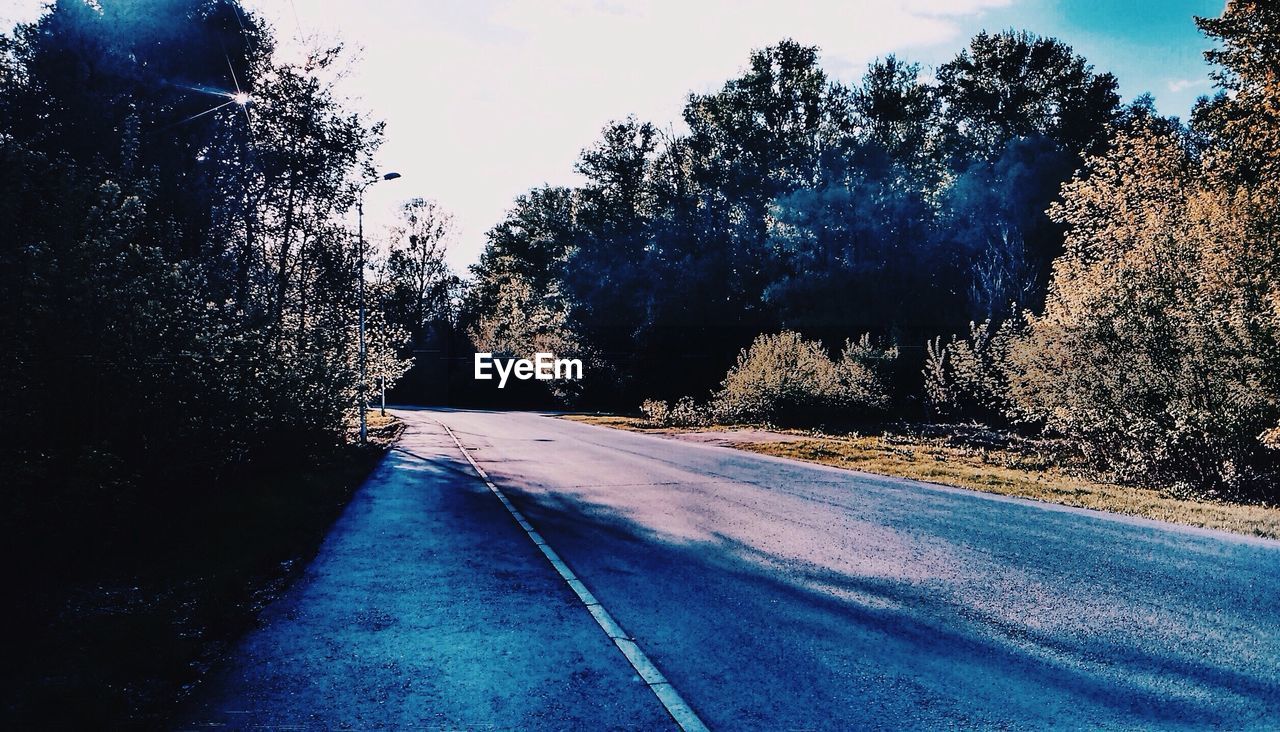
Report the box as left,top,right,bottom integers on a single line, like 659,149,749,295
437,420,711,732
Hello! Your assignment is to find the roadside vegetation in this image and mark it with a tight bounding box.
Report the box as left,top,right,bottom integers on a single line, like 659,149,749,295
564,415,1280,540
5,412,403,727
3,0,1279,724
478,3,1280,511
0,2,425,728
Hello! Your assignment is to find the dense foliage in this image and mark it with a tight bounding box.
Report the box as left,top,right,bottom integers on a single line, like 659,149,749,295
1003,3,1280,497
465,32,1119,406
0,0,408,551
466,8,1280,497
0,1,427,724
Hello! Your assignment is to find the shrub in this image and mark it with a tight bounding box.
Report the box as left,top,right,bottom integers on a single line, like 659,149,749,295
923,337,953,419
639,399,671,425
838,334,899,416
711,331,895,426
1006,121,1280,496
923,318,1022,423
669,396,706,427
1263,425,1280,451
640,397,707,427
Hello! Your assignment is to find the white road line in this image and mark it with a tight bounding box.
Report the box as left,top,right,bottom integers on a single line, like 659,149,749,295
436,420,711,732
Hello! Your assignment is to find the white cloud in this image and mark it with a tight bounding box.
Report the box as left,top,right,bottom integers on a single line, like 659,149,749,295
1166,77,1207,93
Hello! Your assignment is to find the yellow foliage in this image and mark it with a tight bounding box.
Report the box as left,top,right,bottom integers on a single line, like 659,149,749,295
1009,119,1280,493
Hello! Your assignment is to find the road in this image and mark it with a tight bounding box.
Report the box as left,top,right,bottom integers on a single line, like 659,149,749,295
188,408,1280,730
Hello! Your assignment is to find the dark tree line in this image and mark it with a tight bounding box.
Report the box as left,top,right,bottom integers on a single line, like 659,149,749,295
0,0,403,562
464,10,1280,496
464,32,1122,407
0,4,423,723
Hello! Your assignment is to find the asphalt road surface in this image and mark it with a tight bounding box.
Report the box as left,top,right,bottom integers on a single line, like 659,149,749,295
187,408,1280,730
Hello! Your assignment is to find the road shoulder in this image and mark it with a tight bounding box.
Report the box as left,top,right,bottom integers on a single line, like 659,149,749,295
559,414,1280,542
181,415,672,730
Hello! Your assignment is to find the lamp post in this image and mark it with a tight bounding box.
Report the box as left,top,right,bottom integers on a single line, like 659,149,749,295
357,171,401,446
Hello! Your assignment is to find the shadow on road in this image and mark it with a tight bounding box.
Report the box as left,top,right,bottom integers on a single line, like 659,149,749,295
479,431,1280,729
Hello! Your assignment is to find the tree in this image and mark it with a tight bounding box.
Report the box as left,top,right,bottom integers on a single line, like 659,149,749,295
1194,0,1280,195
464,186,592,403
568,117,658,356
935,30,1119,165
679,40,836,324
380,197,459,341
0,0,386,482
850,56,937,173
1007,116,1280,495
359,307,413,409
936,31,1120,318
467,185,576,316
467,264,589,404
1192,0,1280,464
766,56,945,336
464,35,1127,407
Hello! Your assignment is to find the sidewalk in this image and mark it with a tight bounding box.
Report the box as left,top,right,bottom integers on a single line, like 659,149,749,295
181,418,671,730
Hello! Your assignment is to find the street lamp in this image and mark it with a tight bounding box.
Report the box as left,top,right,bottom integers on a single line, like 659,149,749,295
357,171,401,446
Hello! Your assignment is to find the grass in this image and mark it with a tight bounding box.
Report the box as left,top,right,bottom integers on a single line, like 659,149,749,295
561,414,1280,540
350,408,405,445
4,412,403,729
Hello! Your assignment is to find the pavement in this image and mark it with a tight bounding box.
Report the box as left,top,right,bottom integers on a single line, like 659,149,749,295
184,408,1280,730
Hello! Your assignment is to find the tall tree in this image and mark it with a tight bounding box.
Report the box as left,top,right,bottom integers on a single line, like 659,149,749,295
936,31,1120,319
680,40,835,322
568,117,658,355
0,0,396,482
1194,0,1280,208
380,197,459,341
766,56,945,336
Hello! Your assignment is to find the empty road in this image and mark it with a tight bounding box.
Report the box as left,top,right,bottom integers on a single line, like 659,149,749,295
189,408,1280,730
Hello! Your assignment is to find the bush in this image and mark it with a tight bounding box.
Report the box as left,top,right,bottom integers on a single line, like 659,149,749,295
639,399,671,425
923,318,1022,423
1007,121,1280,496
839,334,899,415
640,397,707,427
711,331,895,426
923,337,953,418
669,396,706,427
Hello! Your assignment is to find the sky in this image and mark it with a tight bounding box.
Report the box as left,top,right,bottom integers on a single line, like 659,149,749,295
1,0,1226,270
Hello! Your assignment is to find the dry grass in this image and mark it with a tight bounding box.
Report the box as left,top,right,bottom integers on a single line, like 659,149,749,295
348,410,405,449
562,414,740,434
561,414,1280,540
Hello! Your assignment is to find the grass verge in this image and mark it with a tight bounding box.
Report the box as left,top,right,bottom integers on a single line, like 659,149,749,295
561,414,1280,540
4,412,403,729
